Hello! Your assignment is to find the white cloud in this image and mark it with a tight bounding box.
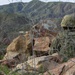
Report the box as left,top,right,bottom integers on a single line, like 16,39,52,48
0,0,75,5
0,0,10,5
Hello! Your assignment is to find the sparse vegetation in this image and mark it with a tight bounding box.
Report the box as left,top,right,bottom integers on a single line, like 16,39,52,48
0,0,75,40
0,1,75,75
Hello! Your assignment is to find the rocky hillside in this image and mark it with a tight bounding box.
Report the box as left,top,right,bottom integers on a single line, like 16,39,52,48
0,13,75,75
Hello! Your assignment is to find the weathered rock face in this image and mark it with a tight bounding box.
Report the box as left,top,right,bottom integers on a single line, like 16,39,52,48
33,37,50,52
7,35,26,52
11,53,61,73
3,19,58,65
32,20,58,54
4,20,57,59
3,32,32,61
44,58,75,75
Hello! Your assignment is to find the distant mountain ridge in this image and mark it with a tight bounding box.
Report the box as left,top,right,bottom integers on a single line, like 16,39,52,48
0,0,75,20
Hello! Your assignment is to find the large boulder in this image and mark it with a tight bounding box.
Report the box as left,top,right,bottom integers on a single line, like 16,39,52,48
32,20,58,55
3,32,32,61
7,35,26,52
44,58,75,75
33,37,51,56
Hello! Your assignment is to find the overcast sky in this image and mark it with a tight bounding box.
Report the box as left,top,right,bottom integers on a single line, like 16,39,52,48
0,0,75,5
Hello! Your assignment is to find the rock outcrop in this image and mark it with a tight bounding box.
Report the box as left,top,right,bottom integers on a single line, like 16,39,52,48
44,58,75,75
10,53,61,74
3,33,32,65
3,19,58,60
1,19,58,69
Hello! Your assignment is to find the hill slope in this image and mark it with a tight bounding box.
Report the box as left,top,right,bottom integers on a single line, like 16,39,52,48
0,0,75,39
0,13,31,40
0,0,75,20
